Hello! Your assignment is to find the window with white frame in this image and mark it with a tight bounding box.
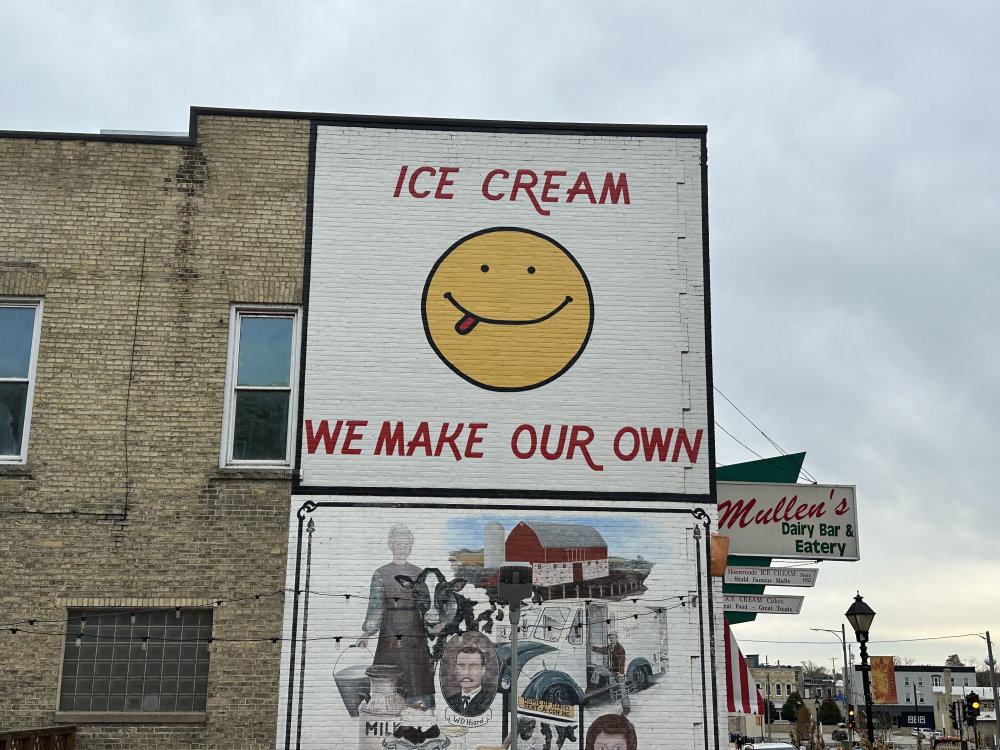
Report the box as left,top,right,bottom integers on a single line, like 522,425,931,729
0,300,42,463
933,675,942,687
776,683,782,696
221,307,300,466
59,608,212,713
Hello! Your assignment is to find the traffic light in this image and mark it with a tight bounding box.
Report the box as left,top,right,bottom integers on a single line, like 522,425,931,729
950,701,961,726
847,704,855,730
966,691,981,722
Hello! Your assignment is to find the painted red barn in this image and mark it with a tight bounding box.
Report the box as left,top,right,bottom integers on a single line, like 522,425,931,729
505,521,609,586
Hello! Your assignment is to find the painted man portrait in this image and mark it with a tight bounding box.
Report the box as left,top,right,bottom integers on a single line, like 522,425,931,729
441,633,499,716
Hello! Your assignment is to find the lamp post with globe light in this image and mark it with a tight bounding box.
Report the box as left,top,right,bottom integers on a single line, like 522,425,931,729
845,593,876,747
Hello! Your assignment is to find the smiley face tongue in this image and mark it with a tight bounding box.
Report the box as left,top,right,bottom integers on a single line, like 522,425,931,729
455,314,479,335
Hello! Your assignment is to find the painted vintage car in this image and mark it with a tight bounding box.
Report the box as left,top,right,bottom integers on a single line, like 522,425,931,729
493,598,668,708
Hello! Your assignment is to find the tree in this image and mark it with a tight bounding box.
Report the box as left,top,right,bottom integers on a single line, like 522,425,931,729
789,706,812,749
782,691,805,722
893,656,915,666
801,660,831,680
818,697,843,725
945,654,964,667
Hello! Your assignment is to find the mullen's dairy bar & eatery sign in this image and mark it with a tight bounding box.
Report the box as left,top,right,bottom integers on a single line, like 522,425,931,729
716,482,859,560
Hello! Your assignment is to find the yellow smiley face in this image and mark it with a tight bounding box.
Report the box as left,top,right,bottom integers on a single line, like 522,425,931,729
422,228,593,391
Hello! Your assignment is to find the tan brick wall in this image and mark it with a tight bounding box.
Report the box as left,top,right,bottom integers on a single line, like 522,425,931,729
0,114,310,748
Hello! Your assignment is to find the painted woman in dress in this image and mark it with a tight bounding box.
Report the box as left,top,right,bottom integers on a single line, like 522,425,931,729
356,524,439,707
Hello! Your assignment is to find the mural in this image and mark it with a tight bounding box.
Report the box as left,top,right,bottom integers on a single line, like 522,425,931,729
300,124,711,495
277,501,718,750
287,121,718,748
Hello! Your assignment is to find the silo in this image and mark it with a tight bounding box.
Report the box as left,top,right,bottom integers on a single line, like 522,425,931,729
483,522,505,570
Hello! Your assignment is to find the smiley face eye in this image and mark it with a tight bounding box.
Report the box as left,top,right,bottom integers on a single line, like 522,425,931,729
527,267,536,274
481,264,489,273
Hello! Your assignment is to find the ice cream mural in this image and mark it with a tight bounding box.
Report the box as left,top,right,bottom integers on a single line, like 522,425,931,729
277,501,718,750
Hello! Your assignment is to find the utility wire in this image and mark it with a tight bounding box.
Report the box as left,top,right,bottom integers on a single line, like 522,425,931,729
715,386,818,483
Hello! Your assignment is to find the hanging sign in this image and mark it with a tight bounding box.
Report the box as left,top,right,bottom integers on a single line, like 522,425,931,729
717,482,859,560
724,566,818,587
723,594,804,615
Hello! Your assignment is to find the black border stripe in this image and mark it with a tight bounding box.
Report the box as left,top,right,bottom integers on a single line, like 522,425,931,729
287,498,708,514
292,123,319,477
1,106,706,144
290,485,712,504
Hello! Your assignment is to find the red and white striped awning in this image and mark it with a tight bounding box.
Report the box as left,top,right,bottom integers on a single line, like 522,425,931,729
725,619,766,714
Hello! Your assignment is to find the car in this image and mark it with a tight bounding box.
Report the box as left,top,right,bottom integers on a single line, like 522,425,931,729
741,744,797,750
831,728,848,741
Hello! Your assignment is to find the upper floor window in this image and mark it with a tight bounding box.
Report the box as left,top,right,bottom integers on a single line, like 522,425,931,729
933,676,942,687
776,683,783,696
0,300,42,463
221,307,300,467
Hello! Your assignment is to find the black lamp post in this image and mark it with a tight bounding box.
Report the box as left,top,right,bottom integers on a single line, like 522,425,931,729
845,593,876,747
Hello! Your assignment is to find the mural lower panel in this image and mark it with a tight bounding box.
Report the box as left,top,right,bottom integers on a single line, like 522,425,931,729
277,498,722,750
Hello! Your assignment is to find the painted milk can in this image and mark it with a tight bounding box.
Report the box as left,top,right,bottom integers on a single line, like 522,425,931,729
357,665,407,750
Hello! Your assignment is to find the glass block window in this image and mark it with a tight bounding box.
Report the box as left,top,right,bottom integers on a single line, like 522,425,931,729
0,300,42,462
222,307,300,466
59,609,212,713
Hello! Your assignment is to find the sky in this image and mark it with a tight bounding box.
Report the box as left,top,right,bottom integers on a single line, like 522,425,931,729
3,0,998,673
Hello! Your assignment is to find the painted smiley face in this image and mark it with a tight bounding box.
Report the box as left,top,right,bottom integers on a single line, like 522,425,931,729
422,228,593,391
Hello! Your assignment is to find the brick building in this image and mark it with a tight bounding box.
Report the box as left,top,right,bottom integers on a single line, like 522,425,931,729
0,108,721,750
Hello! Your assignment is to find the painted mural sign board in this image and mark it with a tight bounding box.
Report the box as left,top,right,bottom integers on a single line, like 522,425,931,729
716,482,859,560
297,121,712,498
282,119,721,750
277,499,724,750
722,594,804,615
724,566,818,587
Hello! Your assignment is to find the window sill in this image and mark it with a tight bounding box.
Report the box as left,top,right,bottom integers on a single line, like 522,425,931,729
0,463,33,477
54,711,206,724
210,467,297,481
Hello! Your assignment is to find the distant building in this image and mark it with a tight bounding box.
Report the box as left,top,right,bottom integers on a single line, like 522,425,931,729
851,663,978,730
746,658,804,713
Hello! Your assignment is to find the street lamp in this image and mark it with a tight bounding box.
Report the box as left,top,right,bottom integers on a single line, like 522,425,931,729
814,696,822,749
845,593,876,747
810,626,851,721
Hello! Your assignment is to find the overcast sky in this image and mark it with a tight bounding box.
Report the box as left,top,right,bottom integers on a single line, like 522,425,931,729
4,1,998,672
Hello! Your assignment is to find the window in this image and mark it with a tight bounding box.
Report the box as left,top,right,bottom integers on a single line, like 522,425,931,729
933,676,942,687
0,300,42,463
59,609,211,713
905,676,909,686
221,307,300,466
775,683,782,696
787,683,792,696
